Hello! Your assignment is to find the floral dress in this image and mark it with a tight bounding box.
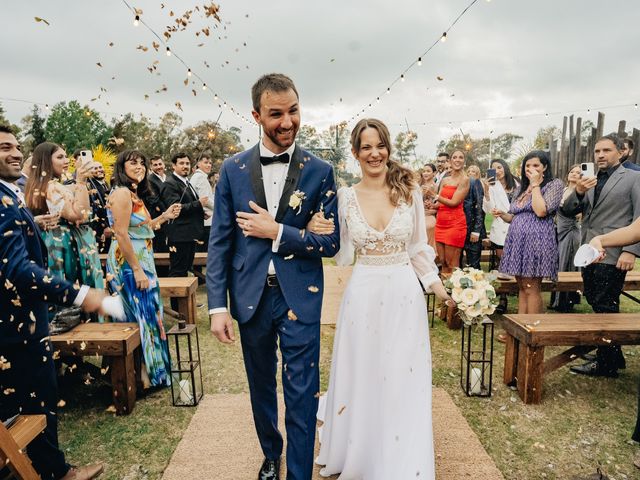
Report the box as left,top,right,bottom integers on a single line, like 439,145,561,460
106,188,170,387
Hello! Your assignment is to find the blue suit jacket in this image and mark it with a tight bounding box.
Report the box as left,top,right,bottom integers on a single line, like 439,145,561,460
206,145,340,325
0,182,79,345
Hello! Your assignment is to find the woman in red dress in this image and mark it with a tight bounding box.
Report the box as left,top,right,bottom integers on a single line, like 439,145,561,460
432,150,470,273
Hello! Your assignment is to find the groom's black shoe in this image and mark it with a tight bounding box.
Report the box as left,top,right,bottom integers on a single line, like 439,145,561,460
258,457,281,480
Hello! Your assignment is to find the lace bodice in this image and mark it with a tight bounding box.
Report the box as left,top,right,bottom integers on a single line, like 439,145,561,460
341,187,412,258
334,187,441,290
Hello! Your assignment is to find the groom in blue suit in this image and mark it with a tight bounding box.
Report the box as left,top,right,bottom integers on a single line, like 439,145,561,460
207,74,339,480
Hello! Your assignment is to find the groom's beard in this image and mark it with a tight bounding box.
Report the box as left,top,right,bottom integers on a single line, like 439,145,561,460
265,128,297,150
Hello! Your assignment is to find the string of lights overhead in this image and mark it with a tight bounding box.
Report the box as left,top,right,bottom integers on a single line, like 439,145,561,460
347,0,486,123
121,0,253,127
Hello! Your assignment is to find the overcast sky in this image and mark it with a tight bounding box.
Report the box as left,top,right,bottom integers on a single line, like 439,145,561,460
2,0,639,160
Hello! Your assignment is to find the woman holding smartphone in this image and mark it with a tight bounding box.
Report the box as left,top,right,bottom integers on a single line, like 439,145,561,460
25,142,105,297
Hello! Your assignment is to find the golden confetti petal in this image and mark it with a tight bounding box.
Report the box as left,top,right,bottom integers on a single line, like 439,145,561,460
57,399,66,408
287,310,298,321
308,286,319,293
34,16,50,26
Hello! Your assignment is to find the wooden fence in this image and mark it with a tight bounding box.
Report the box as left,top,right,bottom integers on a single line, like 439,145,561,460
549,112,639,179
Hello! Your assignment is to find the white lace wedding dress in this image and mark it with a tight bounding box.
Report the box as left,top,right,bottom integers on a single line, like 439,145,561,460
316,186,439,479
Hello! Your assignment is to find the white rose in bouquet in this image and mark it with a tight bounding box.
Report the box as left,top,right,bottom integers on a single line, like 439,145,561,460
451,287,463,303
466,303,483,319
460,288,479,307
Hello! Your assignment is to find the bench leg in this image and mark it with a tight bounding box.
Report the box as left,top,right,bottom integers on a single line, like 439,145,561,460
517,344,544,404
110,353,137,415
503,334,519,386
177,295,196,324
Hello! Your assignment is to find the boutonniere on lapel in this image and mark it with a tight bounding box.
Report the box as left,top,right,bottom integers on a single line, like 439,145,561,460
288,190,306,215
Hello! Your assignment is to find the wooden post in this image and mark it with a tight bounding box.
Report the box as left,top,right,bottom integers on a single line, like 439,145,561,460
618,120,627,137
596,112,605,140
575,117,583,162
568,115,575,165
632,128,640,164
559,116,568,177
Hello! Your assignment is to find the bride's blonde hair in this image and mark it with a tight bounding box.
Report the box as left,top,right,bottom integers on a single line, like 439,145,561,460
350,118,416,206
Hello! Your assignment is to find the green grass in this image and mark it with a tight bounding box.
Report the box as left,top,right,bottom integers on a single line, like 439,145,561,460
57,283,640,479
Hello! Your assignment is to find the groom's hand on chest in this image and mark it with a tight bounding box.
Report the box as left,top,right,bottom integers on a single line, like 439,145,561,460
236,201,279,240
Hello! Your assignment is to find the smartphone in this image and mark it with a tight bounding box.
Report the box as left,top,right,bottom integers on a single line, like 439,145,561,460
486,168,496,184
80,150,93,164
580,162,595,177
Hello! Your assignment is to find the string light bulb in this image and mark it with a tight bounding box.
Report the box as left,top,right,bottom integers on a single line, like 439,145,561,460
376,97,380,103
133,15,140,26
45,104,49,110
166,46,171,56
187,69,192,77
400,74,405,82
417,57,422,66
636,103,638,109
440,32,447,42
202,83,207,90
386,87,390,95
214,93,218,100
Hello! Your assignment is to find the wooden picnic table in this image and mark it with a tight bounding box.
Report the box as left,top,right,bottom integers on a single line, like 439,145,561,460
502,313,640,404
159,277,198,324
51,323,142,415
98,252,207,267
495,271,640,295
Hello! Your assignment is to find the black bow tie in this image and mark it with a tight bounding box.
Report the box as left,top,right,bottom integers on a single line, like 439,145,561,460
260,153,290,166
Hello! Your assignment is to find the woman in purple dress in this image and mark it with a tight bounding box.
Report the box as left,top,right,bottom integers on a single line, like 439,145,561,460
492,151,563,314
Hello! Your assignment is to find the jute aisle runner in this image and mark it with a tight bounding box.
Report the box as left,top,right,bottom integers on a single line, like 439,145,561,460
162,388,504,479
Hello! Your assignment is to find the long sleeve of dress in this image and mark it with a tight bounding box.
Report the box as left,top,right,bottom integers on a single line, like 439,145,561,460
542,179,564,215
409,188,440,291
333,187,355,266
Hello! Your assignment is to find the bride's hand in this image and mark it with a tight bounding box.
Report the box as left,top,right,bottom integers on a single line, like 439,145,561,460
430,281,452,303
307,212,335,235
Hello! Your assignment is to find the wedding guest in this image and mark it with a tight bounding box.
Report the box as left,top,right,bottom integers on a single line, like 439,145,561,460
25,143,105,309
419,163,438,251
589,214,640,469
190,154,215,251
481,158,520,313
432,149,469,274
86,162,111,254
106,150,181,387
494,151,563,316
549,164,582,312
147,155,169,276
0,125,105,480
563,134,640,377
434,152,450,185
621,137,640,171
463,173,485,269
16,155,31,192
467,164,481,179
161,153,207,310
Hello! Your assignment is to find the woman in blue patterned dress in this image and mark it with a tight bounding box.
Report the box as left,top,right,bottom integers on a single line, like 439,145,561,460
492,151,563,314
106,150,181,387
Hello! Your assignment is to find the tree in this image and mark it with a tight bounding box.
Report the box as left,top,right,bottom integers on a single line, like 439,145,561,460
532,125,562,150
436,132,523,170
179,121,244,171
297,125,323,152
0,102,20,135
20,105,47,154
110,113,154,153
44,101,112,153
394,130,418,166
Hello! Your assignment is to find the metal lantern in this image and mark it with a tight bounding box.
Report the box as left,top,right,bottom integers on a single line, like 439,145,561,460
460,318,494,397
167,323,204,407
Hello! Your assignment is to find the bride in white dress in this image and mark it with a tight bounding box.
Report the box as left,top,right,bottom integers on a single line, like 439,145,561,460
314,119,451,479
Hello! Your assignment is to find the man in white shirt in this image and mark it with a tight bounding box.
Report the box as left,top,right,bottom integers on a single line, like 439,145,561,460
189,154,215,250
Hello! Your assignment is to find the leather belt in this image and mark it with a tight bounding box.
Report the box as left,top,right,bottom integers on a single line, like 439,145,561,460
266,275,279,287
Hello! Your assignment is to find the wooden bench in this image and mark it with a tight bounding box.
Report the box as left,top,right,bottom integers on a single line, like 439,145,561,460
502,313,640,404
0,415,46,479
496,271,640,296
51,323,142,415
159,277,198,324
99,252,207,267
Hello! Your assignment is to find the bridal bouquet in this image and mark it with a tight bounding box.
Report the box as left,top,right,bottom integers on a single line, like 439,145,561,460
443,267,498,325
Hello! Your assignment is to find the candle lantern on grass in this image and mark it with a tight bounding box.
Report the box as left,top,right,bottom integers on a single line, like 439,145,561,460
443,267,498,397
460,318,494,397
167,323,203,407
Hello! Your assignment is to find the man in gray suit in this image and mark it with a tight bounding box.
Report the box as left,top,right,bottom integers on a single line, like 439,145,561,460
562,134,640,377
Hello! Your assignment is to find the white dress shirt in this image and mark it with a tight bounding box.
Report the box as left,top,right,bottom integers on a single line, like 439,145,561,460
209,141,293,316
190,168,214,227
152,172,166,183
